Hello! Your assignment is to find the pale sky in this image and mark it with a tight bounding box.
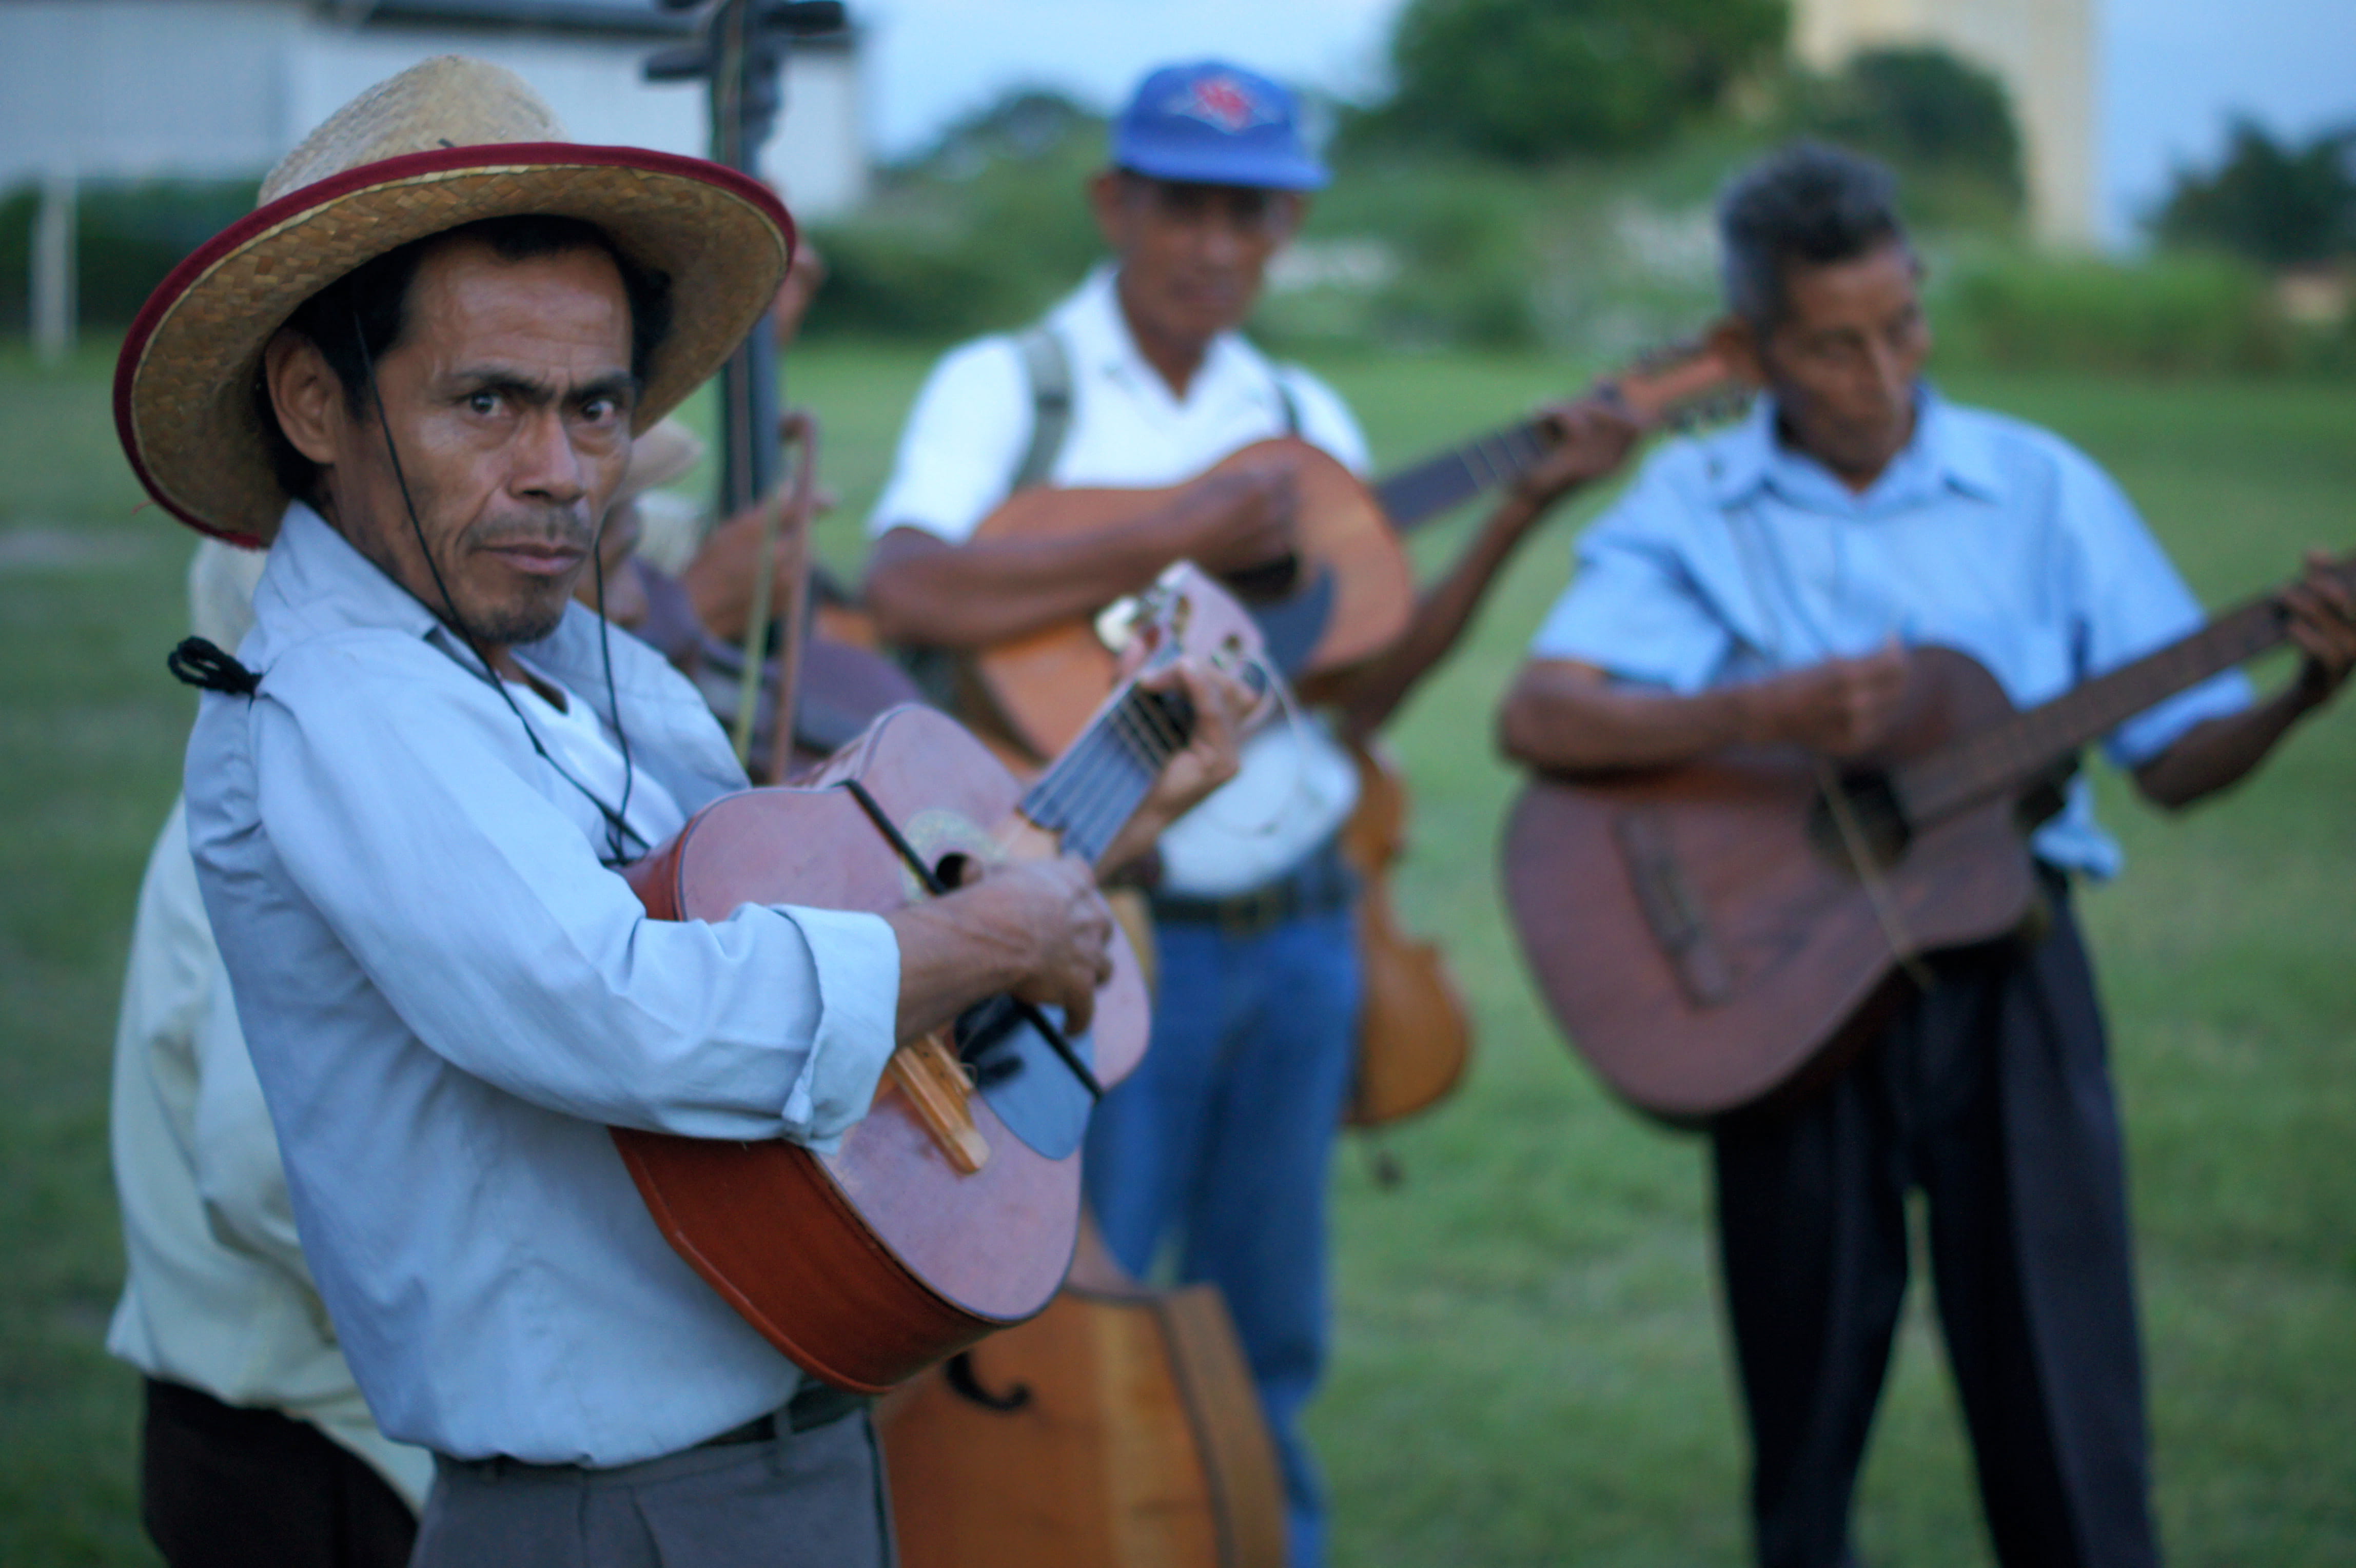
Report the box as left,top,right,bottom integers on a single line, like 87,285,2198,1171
849,0,2356,247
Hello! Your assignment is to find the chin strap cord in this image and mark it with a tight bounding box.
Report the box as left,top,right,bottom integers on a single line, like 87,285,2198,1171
168,637,262,696
346,303,645,867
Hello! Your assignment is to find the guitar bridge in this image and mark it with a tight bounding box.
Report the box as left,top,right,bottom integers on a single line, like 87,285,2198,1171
887,1033,991,1175
1613,807,1734,1007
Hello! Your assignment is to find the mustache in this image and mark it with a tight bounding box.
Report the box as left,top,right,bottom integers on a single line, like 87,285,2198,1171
461,508,598,554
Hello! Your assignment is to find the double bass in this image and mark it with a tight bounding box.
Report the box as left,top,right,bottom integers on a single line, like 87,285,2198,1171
643,0,917,782
879,1217,1287,1568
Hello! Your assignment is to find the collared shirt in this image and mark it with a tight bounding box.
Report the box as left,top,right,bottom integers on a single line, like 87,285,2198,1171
869,265,1366,896
1528,390,2253,878
107,801,436,1510
183,504,901,1466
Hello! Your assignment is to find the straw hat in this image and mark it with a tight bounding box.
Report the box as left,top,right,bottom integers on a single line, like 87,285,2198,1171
114,56,794,546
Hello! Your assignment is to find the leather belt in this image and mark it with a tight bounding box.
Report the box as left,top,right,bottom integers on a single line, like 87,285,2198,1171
1149,840,1356,939
698,1382,869,1447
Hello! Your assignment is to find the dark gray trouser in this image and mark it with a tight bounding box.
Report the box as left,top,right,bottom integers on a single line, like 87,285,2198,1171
1711,886,2161,1568
411,1409,894,1568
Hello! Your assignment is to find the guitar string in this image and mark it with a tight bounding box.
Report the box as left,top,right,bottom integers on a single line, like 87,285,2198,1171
1724,503,1937,992
1029,687,1171,864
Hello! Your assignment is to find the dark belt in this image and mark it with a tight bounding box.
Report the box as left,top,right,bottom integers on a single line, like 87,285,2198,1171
1148,839,1356,939
698,1381,869,1447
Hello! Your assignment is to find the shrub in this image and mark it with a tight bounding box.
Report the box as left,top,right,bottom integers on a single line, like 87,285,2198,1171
798,88,1107,343
1787,47,2023,226
1933,252,2296,377
1355,0,1789,161
0,178,258,332
2156,118,2356,268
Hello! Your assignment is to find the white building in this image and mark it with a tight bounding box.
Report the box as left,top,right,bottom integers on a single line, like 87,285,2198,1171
0,0,870,218
1791,0,2097,248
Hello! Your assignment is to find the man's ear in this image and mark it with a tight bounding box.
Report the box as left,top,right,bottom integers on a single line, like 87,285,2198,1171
1708,314,1768,390
263,330,345,467
1274,192,1307,245
1087,168,1133,254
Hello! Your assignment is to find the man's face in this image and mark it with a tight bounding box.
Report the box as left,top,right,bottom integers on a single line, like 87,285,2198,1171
1091,172,1301,348
1745,241,1931,486
272,238,637,648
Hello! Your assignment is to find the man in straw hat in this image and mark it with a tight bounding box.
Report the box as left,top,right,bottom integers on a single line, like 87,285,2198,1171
107,415,705,1568
117,56,1246,1566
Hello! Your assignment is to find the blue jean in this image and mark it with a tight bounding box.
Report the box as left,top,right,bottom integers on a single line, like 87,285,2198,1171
1084,905,1362,1568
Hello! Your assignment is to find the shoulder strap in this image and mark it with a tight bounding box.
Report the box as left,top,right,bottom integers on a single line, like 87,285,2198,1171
1271,364,1303,438
1011,326,1074,492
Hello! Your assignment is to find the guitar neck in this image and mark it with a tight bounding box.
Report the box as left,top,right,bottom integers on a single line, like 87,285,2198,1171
1896,575,2327,826
1370,419,1554,533
1366,345,1740,532
1017,679,1196,866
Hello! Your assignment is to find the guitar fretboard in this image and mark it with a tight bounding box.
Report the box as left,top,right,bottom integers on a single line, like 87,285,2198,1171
1365,348,1743,532
1372,420,1552,532
1893,560,2351,826
1017,681,1196,866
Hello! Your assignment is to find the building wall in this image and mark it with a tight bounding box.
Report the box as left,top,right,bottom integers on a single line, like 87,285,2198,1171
0,0,867,218
1792,0,2097,248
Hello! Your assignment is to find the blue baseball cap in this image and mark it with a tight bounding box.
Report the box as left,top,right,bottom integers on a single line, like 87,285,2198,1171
1111,62,1329,192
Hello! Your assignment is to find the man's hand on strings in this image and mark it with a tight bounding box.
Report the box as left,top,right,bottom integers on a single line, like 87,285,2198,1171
890,855,1115,1042
1101,657,1257,873
1508,397,1642,521
1156,463,1299,578
984,856,1115,1037
2283,548,2356,708
1750,639,1912,758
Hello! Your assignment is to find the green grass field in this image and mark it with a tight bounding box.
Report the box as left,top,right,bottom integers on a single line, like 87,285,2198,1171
2,339,2350,1566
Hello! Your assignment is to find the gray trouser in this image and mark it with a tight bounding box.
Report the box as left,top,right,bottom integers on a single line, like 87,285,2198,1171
412,1408,893,1568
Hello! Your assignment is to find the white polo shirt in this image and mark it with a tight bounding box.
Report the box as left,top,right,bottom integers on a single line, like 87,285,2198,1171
869,266,1366,896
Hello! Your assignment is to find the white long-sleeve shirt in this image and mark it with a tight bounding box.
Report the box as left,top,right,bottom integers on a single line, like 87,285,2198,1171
183,504,901,1466
869,266,1365,895
106,801,435,1508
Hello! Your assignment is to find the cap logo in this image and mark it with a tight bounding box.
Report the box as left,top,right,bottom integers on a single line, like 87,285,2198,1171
1172,73,1278,135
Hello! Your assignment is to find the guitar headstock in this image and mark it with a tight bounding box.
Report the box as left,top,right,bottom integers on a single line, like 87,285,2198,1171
1096,561,1281,736
1598,337,1751,434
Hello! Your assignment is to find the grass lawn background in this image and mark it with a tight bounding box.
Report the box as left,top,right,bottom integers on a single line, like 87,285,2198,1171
1,339,2349,1565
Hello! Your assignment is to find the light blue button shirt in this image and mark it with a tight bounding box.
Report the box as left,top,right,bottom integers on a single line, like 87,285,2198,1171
183,505,901,1466
1528,390,2253,877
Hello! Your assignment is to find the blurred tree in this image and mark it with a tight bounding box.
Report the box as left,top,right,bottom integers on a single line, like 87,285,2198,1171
905,88,1101,182
2156,119,2356,268
1795,47,2021,211
802,88,1109,341
1357,0,1788,161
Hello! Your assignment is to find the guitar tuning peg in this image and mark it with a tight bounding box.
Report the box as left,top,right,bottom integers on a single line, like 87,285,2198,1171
1095,595,1143,654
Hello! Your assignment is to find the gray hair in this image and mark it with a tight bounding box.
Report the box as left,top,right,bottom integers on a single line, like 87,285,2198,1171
1718,142,1907,328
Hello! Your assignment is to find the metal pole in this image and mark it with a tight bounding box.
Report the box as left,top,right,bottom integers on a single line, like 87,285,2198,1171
31,170,76,365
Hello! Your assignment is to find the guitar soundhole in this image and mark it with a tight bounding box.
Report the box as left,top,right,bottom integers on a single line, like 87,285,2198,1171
1808,770,1913,872
934,851,975,890
1222,554,1301,602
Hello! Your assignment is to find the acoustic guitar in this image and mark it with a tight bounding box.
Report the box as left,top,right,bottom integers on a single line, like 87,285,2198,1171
1503,551,2354,1125
612,563,1275,1393
964,340,1745,764
952,345,1744,1135
879,1215,1287,1568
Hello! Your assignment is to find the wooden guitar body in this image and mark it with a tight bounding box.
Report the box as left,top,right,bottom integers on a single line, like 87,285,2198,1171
880,1220,1286,1568
1339,739,1471,1126
970,438,1415,758
613,704,1150,1392
1503,647,2039,1124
